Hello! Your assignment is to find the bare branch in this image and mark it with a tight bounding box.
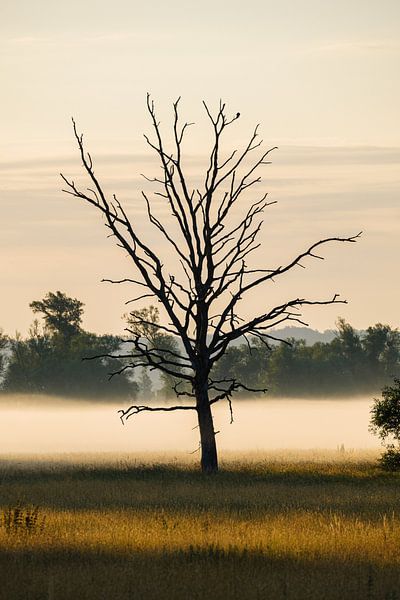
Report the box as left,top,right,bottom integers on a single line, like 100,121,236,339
118,403,196,424
63,97,360,474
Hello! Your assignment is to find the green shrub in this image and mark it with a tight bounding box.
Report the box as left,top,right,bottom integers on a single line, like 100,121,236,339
370,379,400,470
379,446,400,471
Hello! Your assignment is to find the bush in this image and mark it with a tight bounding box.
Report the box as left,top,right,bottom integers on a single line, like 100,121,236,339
370,378,400,470
379,446,400,471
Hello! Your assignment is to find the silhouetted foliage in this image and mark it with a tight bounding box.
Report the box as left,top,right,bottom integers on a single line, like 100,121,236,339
212,319,400,397
125,306,181,397
2,310,397,400
30,291,84,340
370,378,400,470
0,330,8,382
3,294,137,399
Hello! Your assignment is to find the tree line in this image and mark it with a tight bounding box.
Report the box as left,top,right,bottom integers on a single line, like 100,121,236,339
0,291,137,399
213,317,400,396
0,292,182,400
1,292,398,399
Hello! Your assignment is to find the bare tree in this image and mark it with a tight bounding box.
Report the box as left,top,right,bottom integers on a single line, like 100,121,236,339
61,96,360,473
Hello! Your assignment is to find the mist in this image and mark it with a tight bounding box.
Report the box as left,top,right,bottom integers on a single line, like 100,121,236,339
0,395,379,454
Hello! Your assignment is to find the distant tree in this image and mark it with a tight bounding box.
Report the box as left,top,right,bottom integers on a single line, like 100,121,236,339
326,318,365,392
125,305,181,397
370,378,400,470
138,367,153,399
0,329,9,384
62,96,359,472
334,317,363,362
266,338,302,395
212,340,271,398
363,324,400,384
30,291,84,340
4,321,54,393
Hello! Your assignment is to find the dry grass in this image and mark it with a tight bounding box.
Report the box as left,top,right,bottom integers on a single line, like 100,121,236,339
0,450,399,599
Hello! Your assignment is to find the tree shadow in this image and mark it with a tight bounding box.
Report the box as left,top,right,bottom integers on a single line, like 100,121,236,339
0,545,399,600
0,460,398,518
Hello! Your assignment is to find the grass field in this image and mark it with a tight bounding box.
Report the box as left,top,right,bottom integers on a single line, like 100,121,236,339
0,450,399,600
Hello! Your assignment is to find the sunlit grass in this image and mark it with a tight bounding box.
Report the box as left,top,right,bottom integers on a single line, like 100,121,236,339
0,450,399,599
3,507,400,565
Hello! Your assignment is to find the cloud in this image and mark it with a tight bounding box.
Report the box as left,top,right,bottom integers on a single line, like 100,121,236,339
307,39,400,55
276,146,400,166
1,146,399,173
4,30,173,48
0,154,148,171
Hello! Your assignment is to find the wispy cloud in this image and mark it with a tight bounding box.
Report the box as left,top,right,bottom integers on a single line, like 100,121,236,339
307,39,400,55
277,146,400,166
1,146,399,172
4,30,173,48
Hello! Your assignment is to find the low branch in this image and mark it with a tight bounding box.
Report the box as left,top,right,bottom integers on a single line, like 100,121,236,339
118,403,196,424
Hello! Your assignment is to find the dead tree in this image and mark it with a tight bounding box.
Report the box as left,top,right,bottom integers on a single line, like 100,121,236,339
61,96,360,473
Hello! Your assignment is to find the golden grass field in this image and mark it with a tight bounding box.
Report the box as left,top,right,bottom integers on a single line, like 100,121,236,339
0,450,399,599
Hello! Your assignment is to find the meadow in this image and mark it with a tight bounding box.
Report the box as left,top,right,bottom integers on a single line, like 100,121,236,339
0,450,399,600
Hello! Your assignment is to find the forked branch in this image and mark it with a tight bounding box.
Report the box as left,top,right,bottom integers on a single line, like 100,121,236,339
62,97,360,473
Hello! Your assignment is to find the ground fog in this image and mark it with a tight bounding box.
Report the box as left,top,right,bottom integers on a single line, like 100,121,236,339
0,395,379,454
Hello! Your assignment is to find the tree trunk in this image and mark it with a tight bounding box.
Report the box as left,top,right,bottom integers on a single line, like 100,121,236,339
196,386,218,474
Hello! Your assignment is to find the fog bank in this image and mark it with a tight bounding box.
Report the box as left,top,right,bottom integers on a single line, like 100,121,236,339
0,395,380,454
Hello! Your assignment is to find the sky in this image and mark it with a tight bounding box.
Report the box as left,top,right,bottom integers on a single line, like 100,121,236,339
1,0,399,336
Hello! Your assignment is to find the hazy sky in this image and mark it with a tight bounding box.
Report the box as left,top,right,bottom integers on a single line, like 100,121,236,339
1,0,399,335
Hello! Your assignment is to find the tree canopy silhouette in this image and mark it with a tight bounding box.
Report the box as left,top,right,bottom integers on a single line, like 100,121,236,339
4,293,137,399
30,291,84,340
61,96,360,473
370,378,400,470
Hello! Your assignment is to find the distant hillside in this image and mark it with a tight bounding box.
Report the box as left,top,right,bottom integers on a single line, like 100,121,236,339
213,327,338,348
269,326,337,345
